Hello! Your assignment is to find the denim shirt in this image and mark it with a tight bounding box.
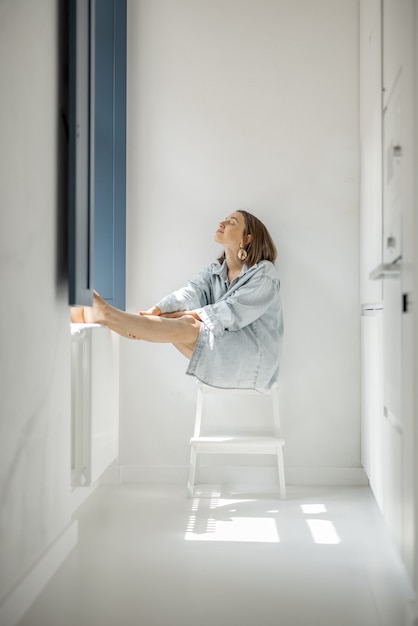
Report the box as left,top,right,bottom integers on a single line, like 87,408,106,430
156,260,283,392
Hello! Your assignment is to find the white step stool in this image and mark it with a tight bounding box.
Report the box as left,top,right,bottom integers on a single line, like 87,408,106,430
187,381,286,498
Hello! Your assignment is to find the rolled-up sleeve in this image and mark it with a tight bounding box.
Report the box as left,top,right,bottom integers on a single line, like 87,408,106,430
196,267,280,338
156,266,214,313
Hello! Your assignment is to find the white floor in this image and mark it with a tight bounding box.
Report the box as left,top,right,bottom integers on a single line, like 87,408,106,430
20,484,413,626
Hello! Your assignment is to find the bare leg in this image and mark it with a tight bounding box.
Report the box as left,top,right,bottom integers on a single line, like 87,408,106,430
172,340,198,359
73,292,200,358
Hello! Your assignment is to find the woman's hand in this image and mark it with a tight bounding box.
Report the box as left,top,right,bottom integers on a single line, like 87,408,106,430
138,307,202,322
138,306,161,316
160,310,202,321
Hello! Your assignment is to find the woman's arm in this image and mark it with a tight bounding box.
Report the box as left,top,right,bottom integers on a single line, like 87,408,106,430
139,305,162,316
196,265,280,337
153,265,214,314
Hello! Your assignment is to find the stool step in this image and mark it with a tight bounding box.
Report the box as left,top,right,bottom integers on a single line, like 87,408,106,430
188,381,286,499
190,435,285,454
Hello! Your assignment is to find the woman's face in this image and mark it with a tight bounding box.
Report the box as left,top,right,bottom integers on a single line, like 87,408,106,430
214,211,248,249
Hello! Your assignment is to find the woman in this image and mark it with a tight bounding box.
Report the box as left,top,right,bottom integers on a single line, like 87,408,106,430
73,210,283,392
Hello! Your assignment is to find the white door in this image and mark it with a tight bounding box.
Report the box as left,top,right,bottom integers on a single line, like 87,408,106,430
381,70,404,552
380,0,416,588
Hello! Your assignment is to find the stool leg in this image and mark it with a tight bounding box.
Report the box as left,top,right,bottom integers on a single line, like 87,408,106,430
187,446,197,498
187,382,205,497
277,445,286,500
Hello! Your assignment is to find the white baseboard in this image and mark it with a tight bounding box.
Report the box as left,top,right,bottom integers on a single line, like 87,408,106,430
71,482,99,513
285,466,369,486
0,521,78,626
71,463,121,510
118,464,368,486
121,464,188,484
99,464,121,485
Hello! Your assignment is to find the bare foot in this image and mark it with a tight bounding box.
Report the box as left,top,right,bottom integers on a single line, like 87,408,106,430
81,305,96,324
84,291,107,324
70,291,106,325
71,307,86,323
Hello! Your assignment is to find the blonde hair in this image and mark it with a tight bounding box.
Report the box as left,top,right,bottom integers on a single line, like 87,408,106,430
217,210,277,267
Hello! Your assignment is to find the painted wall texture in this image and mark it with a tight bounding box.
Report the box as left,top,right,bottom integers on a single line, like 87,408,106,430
121,0,361,484
0,0,72,609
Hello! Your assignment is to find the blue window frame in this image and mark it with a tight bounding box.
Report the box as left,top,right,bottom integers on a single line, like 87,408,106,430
68,0,126,310
68,0,94,306
93,0,126,310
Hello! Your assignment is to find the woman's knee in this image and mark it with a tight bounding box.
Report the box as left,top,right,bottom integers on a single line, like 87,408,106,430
179,315,201,339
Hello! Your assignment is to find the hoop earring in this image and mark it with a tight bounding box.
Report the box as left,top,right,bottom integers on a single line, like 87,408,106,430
237,243,248,261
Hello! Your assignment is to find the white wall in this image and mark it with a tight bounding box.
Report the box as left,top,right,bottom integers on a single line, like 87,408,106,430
359,0,382,305
0,1,74,621
122,0,361,484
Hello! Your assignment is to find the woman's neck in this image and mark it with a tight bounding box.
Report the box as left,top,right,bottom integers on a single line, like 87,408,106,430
225,250,244,282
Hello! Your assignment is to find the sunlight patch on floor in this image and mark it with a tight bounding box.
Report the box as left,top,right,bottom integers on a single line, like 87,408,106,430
185,514,280,542
300,504,341,545
306,519,341,544
185,497,341,544
185,496,280,542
